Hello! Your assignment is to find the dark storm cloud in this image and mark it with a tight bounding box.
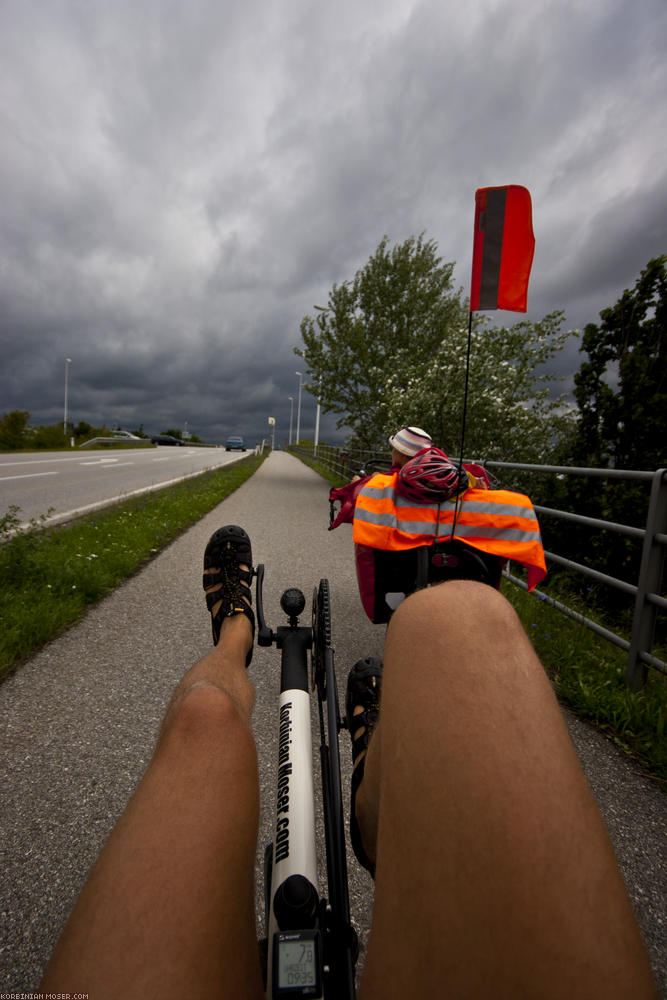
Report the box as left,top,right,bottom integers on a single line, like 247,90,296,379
1,0,665,446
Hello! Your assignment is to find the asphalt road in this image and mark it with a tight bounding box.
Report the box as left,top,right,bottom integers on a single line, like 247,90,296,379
0,445,248,527
1,451,665,994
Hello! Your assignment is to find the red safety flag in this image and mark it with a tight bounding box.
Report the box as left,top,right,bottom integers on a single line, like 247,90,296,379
470,185,535,312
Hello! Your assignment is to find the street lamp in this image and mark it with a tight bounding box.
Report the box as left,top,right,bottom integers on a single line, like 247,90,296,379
288,396,294,445
63,358,72,435
295,371,303,445
314,378,322,458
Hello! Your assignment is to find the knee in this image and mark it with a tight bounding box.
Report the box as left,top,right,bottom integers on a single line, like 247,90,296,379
392,579,520,638
387,580,531,684
162,683,254,757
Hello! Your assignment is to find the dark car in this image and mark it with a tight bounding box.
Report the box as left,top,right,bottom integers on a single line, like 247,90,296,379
150,434,184,446
225,436,246,451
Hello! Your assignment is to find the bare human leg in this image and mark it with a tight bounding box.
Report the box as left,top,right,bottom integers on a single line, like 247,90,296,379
357,581,657,999
42,560,264,999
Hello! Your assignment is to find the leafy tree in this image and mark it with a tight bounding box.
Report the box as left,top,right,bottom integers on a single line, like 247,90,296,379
0,410,30,450
32,423,71,449
74,421,94,440
296,234,573,461
572,255,666,470
380,311,573,464
547,257,667,609
296,235,468,449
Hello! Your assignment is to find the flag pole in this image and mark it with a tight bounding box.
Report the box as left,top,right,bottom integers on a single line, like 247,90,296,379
451,184,534,541
456,310,474,476
451,309,474,540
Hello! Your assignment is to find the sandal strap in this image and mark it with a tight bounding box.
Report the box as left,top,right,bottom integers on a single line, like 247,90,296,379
203,570,253,613
350,707,380,762
210,601,256,632
202,567,253,590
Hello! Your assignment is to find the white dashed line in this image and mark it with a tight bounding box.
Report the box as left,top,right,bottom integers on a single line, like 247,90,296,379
0,471,59,482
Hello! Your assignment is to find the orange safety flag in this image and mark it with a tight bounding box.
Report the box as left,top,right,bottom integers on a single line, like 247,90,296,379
470,185,535,312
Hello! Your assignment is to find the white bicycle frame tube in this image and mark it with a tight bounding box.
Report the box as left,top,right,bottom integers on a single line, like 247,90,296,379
266,688,319,996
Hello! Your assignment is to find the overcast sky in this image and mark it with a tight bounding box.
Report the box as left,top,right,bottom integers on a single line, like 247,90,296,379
1,0,665,447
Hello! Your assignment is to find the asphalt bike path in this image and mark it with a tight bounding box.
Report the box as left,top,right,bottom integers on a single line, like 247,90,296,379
1,452,665,993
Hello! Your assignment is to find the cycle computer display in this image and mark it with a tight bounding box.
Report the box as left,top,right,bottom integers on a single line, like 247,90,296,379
273,929,322,998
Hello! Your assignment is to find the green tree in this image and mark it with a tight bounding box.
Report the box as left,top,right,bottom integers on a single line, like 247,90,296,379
296,234,573,460
549,257,667,608
32,423,70,449
381,311,572,463
572,255,666,470
296,235,469,449
74,421,94,441
0,410,30,450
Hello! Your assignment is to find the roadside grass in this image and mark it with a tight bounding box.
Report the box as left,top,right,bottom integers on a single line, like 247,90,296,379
292,452,347,488
292,450,667,785
504,581,666,786
0,453,266,679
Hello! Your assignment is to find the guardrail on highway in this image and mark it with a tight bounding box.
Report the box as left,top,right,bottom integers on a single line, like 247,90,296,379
79,437,155,448
291,443,666,691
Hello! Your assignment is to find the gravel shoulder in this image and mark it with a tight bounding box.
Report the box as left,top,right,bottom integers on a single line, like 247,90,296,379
1,451,664,994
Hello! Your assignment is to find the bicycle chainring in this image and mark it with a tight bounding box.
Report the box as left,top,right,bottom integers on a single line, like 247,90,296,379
311,578,332,694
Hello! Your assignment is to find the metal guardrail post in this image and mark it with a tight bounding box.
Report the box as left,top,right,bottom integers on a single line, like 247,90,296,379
627,469,667,690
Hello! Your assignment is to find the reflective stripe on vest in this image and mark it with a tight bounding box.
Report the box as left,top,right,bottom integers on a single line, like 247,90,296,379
352,474,546,590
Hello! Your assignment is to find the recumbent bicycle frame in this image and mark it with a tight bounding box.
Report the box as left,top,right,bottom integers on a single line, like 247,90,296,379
255,563,357,999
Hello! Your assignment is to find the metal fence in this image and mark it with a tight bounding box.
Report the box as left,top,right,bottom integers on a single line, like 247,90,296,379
291,443,667,690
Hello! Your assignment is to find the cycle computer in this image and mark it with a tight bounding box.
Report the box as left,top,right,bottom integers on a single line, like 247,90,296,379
273,929,322,998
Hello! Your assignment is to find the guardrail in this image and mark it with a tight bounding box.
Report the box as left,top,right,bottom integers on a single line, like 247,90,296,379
291,443,666,690
79,437,155,448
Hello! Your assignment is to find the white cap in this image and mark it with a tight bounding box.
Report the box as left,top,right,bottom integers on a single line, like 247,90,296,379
388,426,433,457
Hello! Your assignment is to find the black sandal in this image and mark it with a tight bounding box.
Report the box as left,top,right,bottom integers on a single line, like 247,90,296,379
345,656,383,877
203,525,255,667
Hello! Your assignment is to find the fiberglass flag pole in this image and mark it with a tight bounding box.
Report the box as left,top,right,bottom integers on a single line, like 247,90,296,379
453,185,535,532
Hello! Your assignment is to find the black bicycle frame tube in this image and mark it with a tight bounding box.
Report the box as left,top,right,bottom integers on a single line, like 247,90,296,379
318,645,356,996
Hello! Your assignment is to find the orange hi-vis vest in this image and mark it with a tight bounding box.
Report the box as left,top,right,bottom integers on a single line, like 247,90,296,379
352,472,547,591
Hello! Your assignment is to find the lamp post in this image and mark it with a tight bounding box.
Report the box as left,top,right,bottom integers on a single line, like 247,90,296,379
295,371,303,446
314,378,322,457
288,396,294,445
312,306,328,458
63,358,72,435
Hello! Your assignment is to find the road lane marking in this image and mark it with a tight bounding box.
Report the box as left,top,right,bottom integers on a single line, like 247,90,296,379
80,458,121,465
0,457,82,467
0,471,59,482
9,451,249,535
101,462,134,469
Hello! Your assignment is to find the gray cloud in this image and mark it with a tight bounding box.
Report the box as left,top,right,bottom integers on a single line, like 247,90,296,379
1,0,665,446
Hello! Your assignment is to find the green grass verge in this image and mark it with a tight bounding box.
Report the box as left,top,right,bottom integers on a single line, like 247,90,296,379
292,450,667,785
503,581,666,785
0,453,266,679
291,451,347,488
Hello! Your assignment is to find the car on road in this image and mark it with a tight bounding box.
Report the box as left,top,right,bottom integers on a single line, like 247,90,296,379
113,430,142,440
225,436,246,451
150,434,184,446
